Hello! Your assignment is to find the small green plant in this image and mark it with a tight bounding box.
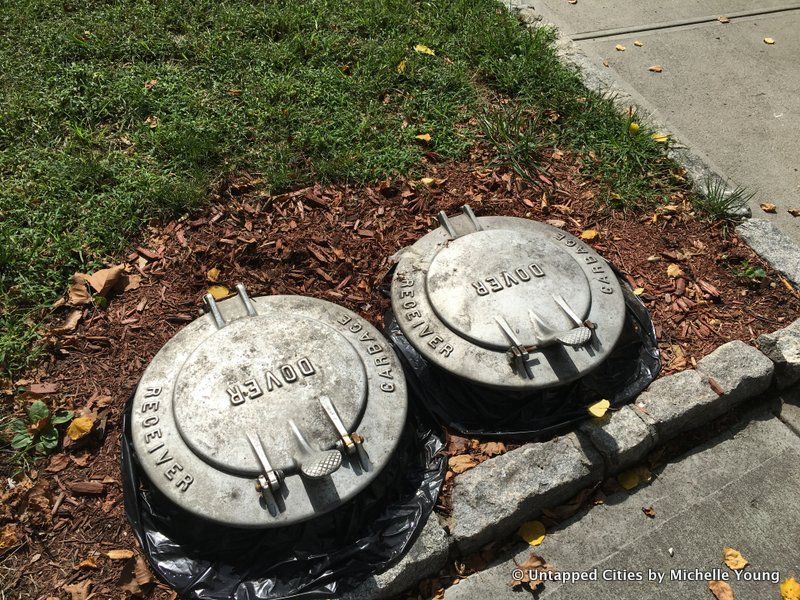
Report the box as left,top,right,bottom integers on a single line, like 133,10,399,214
479,107,547,184
695,177,754,221
732,260,766,282
6,401,73,456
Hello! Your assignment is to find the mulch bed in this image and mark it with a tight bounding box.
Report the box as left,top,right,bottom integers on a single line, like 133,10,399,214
2,144,799,599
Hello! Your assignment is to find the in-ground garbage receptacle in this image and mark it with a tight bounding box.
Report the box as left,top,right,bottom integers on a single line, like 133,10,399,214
387,205,660,437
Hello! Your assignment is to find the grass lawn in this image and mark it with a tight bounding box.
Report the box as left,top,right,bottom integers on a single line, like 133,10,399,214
0,0,678,375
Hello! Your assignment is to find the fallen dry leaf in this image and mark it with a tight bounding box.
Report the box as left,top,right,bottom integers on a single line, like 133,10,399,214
633,287,645,295
46,453,70,473
415,133,431,142
414,44,435,56
667,264,684,278
649,65,663,73
764,37,775,45
781,577,800,600
78,556,99,570
723,547,748,570
642,505,656,518
580,229,599,241
107,549,135,560
588,399,610,418
63,579,92,600
67,275,92,305
760,202,777,213
718,16,730,23
634,40,643,47
788,208,800,217
708,579,734,600
124,273,142,292
517,520,546,546
448,454,479,474
208,285,231,300
207,267,221,282
615,44,626,51
0,523,21,549
510,553,554,592
480,441,506,457
618,469,640,490
67,416,95,441
651,132,669,142
28,382,60,395
420,177,435,186
709,378,725,396
84,264,126,296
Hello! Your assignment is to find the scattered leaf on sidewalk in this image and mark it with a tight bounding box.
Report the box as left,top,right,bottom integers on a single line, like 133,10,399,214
510,553,554,591
723,547,748,570
649,65,663,73
642,506,656,518
414,44,435,55
652,132,669,143
781,577,800,600
208,285,231,300
789,208,800,217
67,416,95,441
618,469,640,490
615,44,626,52
708,579,734,600
667,264,684,278
207,267,220,282
718,16,730,24
760,203,777,213
580,229,599,240
764,37,775,45
517,520,546,546
709,378,725,396
448,454,478,474
634,40,643,47
415,133,431,142
107,549,135,560
588,399,610,418
63,580,92,600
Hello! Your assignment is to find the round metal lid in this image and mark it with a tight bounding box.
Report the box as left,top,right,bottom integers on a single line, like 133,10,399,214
391,207,626,391
131,290,407,528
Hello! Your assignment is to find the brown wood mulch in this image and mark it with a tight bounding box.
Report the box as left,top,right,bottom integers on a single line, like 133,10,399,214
2,145,798,599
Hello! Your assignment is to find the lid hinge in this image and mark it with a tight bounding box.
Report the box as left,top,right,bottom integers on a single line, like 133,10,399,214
247,433,284,504
437,204,484,240
203,282,258,329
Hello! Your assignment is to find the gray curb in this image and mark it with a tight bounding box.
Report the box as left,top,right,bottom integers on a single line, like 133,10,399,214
345,323,800,598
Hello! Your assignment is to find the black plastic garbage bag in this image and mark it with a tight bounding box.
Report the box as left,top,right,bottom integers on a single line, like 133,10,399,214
121,405,445,600
384,277,660,440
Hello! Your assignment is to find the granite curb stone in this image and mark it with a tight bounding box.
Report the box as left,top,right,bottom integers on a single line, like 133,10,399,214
758,318,800,389
736,219,800,287
579,405,657,472
449,432,603,554
696,339,774,402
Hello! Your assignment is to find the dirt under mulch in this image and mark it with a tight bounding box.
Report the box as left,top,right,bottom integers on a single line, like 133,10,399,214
3,145,799,599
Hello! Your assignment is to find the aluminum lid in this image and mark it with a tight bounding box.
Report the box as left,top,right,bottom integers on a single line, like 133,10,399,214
391,207,626,390
131,287,407,528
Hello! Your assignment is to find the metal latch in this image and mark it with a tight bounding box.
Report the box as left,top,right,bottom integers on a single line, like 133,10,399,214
289,419,343,479
438,204,483,239
203,282,258,328
319,396,366,468
247,432,284,501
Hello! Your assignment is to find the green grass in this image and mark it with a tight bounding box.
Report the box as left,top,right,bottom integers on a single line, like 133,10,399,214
0,0,679,375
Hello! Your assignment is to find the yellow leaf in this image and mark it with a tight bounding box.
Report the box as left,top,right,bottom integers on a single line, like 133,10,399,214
448,454,478,474
414,44,435,56
633,287,645,295
651,132,669,143
396,59,407,74
618,469,640,490
517,520,546,546
722,547,749,570
666,263,684,278
588,399,610,418
634,40,644,47
415,133,431,142
615,44,626,52
580,229,599,240
78,556,98,569
764,37,775,45
420,177,435,186
649,65,663,73
107,549,135,560
781,577,800,600
629,122,640,134
760,202,777,213
67,416,95,441
208,285,231,300
206,267,220,282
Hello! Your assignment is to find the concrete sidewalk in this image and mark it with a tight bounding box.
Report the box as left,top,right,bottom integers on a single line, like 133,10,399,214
444,406,800,599
519,0,800,241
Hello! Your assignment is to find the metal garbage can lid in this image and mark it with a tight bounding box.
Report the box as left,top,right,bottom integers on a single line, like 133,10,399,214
390,206,626,390
131,287,407,528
